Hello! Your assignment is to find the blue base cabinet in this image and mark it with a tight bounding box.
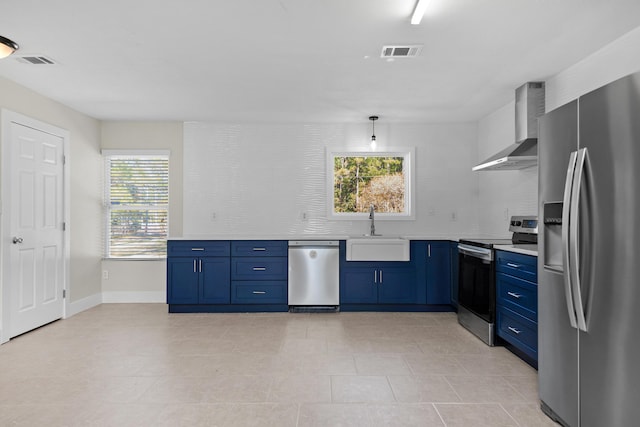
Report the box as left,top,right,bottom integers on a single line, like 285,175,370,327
450,242,459,308
230,240,288,307
341,268,379,304
167,240,288,312
495,250,538,367
168,239,458,313
341,267,417,304
340,240,453,312
426,241,451,305
167,241,231,305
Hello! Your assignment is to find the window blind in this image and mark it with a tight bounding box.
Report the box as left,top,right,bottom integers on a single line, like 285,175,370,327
105,154,169,258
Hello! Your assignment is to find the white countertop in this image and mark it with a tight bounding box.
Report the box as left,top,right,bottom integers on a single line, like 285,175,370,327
170,235,350,241
494,244,538,257
169,234,464,241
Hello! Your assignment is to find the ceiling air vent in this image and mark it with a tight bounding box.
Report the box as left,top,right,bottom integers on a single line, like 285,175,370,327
16,55,57,65
381,45,423,58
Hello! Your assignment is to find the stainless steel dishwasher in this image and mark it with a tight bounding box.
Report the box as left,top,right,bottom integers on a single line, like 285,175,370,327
288,240,339,312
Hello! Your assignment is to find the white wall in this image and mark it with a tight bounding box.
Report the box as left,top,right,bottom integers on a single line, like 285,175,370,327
546,26,640,112
476,25,640,236
100,122,183,302
0,76,102,314
476,103,538,237
183,122,480,238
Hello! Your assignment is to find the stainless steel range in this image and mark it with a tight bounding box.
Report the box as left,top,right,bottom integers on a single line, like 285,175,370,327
457,216,538,345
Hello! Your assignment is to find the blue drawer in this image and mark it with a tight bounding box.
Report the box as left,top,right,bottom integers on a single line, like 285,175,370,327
231,241,287,257
231,257,287,280
231,281,287,304
497,306,538,361
496,250,537,282
497,272,537,322
168,240,230,257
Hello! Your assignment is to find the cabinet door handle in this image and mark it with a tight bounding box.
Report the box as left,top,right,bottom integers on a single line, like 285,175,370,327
374,270,377,284
191,248,205,251
507,291,522,299
252,247,266,251
252,291,266,294
379,269,383,283
507,262,521,268
253,267,266,271
193,259,197,273
508,326,522,335
199,259,202,273
428,244,431,258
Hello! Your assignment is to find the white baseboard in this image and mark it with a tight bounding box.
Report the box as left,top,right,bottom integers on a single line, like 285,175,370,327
102,291,166,303
65,293,102,318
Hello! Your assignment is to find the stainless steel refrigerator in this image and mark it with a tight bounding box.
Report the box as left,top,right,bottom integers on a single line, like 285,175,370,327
538,71,640,426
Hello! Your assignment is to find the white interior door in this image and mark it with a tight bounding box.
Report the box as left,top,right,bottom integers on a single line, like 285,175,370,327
6,121,65,338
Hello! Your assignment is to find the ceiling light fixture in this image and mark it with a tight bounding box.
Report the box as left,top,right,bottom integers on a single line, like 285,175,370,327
411,0,428,25
0,35,19,59
369,115,378,150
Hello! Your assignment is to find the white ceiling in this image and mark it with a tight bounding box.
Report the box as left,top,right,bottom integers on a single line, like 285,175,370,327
1,0,640,123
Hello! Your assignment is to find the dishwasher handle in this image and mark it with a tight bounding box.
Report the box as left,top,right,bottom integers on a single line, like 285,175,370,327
288,240,339,247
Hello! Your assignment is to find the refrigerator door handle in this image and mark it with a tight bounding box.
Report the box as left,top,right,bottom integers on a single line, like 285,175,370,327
562,150,579,329
571,148,590,332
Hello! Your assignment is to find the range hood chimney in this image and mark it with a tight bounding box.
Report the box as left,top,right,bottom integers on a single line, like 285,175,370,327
473,82,545,171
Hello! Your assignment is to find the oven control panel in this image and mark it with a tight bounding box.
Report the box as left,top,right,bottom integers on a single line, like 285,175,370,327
509,215,538,234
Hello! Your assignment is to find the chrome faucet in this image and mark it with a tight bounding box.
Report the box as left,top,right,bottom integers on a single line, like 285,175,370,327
369,204,377,236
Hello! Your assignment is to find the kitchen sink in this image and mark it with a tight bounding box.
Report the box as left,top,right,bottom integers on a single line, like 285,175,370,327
346,237,410,261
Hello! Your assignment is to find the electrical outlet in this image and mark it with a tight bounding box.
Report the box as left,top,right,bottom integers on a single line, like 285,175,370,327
102,270,109,280
450,211,457,221
211,212,217,221
300,212,308,222
504,208,509,220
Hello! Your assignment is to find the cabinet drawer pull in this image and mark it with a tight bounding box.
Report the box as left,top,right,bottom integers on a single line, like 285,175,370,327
252,291,266,294
508,326,522,335
253,267,266,271
252,247,266,251
507,291,522,299
506,262,521,268
191,248,205,251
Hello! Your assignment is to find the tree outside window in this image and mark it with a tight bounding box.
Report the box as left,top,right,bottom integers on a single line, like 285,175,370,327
327,149,414,219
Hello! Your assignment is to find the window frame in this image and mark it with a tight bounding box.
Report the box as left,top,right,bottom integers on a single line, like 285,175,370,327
102,149,170,260
326,147,415,220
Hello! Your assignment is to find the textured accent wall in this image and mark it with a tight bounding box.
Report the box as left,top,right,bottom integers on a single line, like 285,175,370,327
183,122,480,237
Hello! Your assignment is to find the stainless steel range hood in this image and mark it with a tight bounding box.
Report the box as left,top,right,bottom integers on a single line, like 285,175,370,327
473,82,545,171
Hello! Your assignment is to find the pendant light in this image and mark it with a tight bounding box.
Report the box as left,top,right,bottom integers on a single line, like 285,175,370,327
369,115,378,150
0,35,19,59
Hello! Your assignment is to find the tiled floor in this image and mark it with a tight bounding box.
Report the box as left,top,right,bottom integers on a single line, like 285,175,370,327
0,304,558,426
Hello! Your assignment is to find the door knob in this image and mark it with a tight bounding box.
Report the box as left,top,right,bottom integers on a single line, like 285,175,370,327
12,237,23,244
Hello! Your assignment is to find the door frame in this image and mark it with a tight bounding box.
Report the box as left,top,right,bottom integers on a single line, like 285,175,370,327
0,109,71,344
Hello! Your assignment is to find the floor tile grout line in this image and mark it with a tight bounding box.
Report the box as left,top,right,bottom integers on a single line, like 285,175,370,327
499,402,525,427
442,374,465,404
295,402,301,427
432,402,448,427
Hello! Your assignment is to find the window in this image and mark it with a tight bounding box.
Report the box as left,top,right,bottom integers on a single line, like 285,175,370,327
327,148,415,219
103,150,169,258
